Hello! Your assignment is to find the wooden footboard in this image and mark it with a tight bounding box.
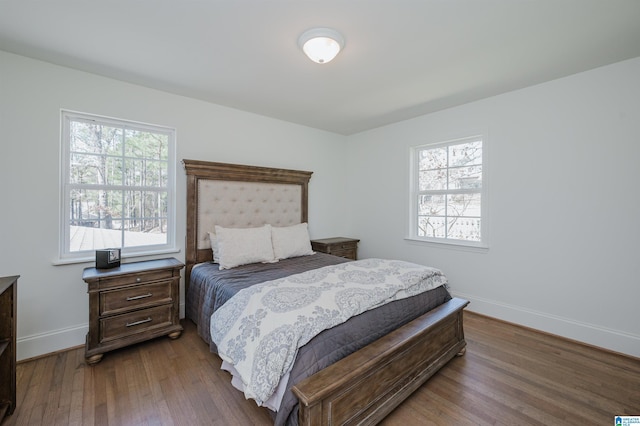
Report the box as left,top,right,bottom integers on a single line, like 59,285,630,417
292,297,469,426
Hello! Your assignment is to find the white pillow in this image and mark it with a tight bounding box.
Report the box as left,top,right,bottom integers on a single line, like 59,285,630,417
215,224,277,269
207,231,220,263
271,222,314,260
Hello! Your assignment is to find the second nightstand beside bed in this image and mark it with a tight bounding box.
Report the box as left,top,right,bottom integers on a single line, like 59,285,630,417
310,237,359,260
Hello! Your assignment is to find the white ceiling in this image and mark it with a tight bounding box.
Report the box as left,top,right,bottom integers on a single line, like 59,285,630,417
2,1,640,135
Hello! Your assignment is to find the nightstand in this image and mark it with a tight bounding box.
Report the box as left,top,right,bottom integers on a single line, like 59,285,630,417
82,258,184,365
311,237,360,260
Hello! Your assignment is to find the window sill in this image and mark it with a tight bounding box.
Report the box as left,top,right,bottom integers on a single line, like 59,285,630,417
404,237,489,253
52,247,181,266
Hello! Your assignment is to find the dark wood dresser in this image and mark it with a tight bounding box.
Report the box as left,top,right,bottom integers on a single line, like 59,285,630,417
0,276,17,422
311,237,360,260
82,258,183,365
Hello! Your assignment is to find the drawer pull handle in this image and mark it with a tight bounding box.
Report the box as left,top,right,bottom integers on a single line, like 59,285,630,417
136,278,142,283
126,317,152,327
126,293,153,301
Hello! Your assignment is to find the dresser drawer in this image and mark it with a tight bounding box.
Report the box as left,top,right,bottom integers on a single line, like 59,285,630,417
328,246,357,259
100,281,173,316
100,305,172,343
93,269,175,290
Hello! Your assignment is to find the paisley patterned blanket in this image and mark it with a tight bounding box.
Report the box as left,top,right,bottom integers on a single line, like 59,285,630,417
210,258,448,406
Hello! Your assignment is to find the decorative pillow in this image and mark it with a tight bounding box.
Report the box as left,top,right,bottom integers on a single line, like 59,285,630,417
271,222,315,260
208,231,220,263
215,224,277,269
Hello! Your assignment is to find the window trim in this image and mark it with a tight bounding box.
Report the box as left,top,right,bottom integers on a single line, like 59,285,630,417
57,110,178,264
407,134,488,249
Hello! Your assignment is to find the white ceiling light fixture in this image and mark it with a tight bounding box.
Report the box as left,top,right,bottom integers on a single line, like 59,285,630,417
298,28,344,64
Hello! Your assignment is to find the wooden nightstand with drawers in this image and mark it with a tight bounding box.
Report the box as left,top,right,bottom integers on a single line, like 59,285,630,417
311,237,360,260
82,258,184,365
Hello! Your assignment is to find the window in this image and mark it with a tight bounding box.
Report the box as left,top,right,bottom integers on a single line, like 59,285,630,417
59,111,176,262
409,136,486,247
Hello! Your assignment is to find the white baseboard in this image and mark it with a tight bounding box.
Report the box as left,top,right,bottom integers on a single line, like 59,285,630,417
18,297,638,361
17,304,189,362
452,290,640,359
17,323,88,362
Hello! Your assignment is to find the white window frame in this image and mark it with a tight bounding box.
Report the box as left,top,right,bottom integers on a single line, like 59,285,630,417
57,110,177,264
408,135,488,249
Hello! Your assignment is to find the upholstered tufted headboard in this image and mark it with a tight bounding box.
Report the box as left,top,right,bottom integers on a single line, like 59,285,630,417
182,160,313,292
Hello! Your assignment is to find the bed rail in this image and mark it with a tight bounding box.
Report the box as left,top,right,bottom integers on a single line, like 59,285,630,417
293,297,469,426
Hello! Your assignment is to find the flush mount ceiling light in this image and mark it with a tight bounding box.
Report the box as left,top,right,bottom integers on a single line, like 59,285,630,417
298,28,344,64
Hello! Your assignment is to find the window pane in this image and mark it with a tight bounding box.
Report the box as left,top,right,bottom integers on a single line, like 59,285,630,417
124,129,144,158
418,194,445,215
71,155,123,186
70,189,99,228
70,122,123,155
418,216,446,238
69,189,124,252
122,159,168,188
419,170,447,191
448,165,482,189
123,190,167,232
104,156,123,185
70,153,101,184
100,190,123,224
70,121,101,153
124,158,144,187
158,161,169,187
69,227,123,252
69,190,123,227
447,217,481,241
124,129,168,160
419,147,447,170
122,219,167,247
143,160,168,187
447,193,481,217
449,141,482,167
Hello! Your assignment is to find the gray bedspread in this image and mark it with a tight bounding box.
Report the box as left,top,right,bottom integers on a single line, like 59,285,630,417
186,252,452,426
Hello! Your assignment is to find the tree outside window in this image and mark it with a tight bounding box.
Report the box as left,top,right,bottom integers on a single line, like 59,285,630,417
60,111,176,260
411,137,486,246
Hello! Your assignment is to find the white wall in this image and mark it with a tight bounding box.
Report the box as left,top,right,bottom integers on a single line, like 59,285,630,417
346,57,640,357
0,51,349,360
2,49,639,361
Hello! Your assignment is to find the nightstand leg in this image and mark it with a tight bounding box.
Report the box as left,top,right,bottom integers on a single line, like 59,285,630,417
168,330,182,339
86,353,104,365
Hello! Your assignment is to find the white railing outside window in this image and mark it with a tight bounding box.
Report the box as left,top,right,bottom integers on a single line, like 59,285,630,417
59,111,177,263
409,136,487,248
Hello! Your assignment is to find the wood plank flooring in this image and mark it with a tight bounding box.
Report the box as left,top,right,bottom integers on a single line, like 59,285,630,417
6,312,640,425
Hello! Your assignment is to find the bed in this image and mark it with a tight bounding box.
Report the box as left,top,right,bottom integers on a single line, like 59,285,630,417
183,159,469,426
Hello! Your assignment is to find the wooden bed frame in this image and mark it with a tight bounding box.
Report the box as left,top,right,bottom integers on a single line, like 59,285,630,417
183,159,468,426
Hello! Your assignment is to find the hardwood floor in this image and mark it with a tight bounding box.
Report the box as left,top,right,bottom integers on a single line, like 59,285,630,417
6,312,640,426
